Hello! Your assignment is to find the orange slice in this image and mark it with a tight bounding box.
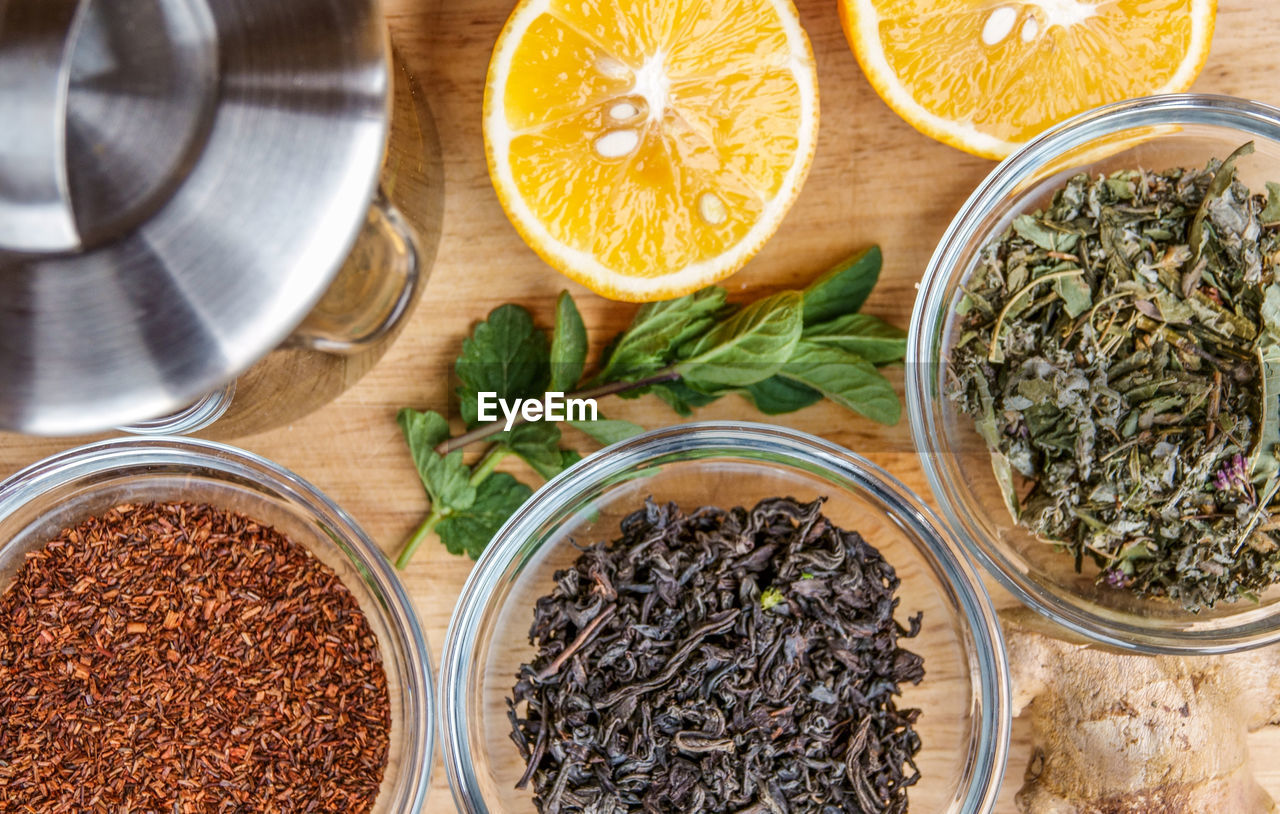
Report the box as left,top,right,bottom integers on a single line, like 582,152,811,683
484,0,819,302
840,0,1216,159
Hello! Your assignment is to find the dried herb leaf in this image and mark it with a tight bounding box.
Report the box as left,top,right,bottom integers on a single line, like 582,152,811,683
1053,271,1093,317
948,154,1280,609
1262,182,1280,224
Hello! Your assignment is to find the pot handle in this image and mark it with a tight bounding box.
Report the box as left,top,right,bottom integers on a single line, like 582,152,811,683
286,188,422,355
0,0,83,252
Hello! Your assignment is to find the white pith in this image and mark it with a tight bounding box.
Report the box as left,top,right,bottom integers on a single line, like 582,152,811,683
633,53,670,126
851,0,1215,159
1034,0,1100,29
486,0,819,299
984,1,1088,46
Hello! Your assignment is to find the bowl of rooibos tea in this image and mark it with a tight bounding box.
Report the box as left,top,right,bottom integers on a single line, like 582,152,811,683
0,438,433,812
439,422,1010,814
910,93,1280,654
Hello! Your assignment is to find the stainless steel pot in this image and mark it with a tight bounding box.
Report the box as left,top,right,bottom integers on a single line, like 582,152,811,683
0,0,441,437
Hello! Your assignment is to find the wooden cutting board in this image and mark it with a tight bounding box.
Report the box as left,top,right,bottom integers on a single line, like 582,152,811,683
2,0,1278,810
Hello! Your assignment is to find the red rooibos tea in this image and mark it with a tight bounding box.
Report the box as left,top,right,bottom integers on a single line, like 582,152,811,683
0,501,391,811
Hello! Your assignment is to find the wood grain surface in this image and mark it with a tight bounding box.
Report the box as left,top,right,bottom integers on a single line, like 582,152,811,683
3,0,1279,810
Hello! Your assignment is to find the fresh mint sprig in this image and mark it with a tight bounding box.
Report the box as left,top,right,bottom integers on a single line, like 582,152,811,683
395,245,906,566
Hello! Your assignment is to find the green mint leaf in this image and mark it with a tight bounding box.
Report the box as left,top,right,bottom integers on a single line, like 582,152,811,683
550,291,587,392
653,380,721,414
456,304,550,426
568,418,645,446
598,287,727,381
802,245,882,325
398,406,450,449
436,472,532,559
801,313,907,364
597,331,623,373
559,449,583,471
776,340,901,425
396,408,476,511
506,422,565,480
676,291,803,390
608,377,717,415
636,379,721,416
742,376,823,415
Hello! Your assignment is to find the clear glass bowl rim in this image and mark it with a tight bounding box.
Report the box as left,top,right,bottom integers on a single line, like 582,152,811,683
439,420,1011,814
907,93,1280,655
0,436,435,811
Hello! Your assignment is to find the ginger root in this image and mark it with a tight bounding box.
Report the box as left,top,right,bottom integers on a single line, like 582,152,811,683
1002,607,1280,813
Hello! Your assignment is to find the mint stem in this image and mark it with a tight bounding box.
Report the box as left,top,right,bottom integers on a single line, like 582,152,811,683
470,445,511,484
434,369,681,455
395,505,447,569
395,445,510,569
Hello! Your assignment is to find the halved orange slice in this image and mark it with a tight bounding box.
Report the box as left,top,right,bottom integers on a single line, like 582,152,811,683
841,0,1216,159
485,0,819,302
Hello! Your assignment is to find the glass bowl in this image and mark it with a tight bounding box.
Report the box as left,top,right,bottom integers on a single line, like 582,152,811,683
440,422,1010,814
909,93,1280,654
0,437,433,812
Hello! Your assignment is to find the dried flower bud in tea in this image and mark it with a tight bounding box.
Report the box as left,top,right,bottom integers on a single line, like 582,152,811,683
947,145,1280,610
508,497,925,814
0,501,391,812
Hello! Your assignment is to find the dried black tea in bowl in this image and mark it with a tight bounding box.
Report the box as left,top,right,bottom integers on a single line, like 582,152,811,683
508,496,925,814
946,143,1280,610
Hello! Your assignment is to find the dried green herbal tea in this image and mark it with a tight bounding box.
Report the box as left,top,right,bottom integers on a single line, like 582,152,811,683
509,497,925,814
947,144,1280,610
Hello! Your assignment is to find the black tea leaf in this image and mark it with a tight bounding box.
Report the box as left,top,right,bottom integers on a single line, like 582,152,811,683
508,497,925,814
